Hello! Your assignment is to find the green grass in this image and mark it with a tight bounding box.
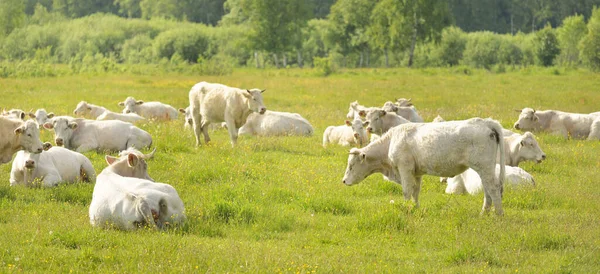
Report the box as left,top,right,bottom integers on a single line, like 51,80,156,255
0,67,599,272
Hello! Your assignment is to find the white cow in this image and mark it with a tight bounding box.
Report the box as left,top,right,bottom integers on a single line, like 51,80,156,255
364,109,410,135
346,101,378,120
28,109,55,128
342,118,506,215
0,118,45,164
382,101,424,123
188,81,267,146
504,131,546,166
89,148,186,230
432,115,445,123
395,98,414,107
43,117,152,153
446,165,534,195
323,119,370,148
73,101,108,119
239,110,313,137
96,111,145,123
119,97,178,121
179,106,227,130
10,145,96,187
2,109,26,120
514,108,600,140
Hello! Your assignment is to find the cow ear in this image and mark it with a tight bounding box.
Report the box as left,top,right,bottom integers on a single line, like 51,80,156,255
43,122,53,129
358,110,366,117
87,107,92,110
533,114,539,121
360,152,367,162
514,109,522,112
243,90,252,99
43,142,52,151
20,113,25,120
379,110,387,117
127,153,139,167
260,89,266,93
14,126,24,135
345,120,352,126
68,122,78,130
47,113,55,118
118,102,124,106
349,148,360,155
136,100,144,105
28,112,36,118
178,108,186,114
363,121,370,127
105,155,118,165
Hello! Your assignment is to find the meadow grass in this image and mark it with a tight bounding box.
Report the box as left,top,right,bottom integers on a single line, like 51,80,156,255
0,67,599,272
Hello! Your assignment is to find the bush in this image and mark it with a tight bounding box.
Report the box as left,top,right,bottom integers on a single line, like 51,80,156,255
121,34,154,64
534,24,561,67
579,7,600,71
436,26,467,66
557,15,586,67
498,36,523,66
463,31,501,69
152,27,211,63
313,56,336,76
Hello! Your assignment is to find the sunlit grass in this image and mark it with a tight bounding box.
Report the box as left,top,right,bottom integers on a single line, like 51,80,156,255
0,67,599,272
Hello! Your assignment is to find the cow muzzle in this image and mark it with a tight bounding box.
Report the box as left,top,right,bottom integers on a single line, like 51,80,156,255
55,138,64,146
537,154,546,163
259,108,266,115
25,160,35,169
514,123,520,130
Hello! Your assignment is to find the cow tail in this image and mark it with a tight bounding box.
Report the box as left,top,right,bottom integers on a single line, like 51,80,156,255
486,119,505,196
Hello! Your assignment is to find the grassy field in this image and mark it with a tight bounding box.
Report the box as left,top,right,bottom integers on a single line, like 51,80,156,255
0,67,599,272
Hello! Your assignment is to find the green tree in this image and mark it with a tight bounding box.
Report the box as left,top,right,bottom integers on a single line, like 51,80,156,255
403,0,452,67
368,0,408,67
0,0,26,37
328,0,375,67
579,7,600,71
534,23,560,66
557,15,586,67
114,0,142,18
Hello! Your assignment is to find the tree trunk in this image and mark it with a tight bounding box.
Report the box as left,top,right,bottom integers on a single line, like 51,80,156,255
273,53,280,69
297,50,303,68
366,48,370,67
283,53,287,68
359,51,364,68
384,48,389,68
254,51,260,68
408,11,418,68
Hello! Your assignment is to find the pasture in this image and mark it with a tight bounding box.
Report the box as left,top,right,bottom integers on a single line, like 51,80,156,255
1,68,599,272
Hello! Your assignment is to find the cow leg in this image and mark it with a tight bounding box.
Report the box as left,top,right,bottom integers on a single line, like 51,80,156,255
476,168,503,216
398,167,416,204
42,174,61,187
76,142,97,153
412,176,422,208
200,119,211,144
588,120,600,140
224,117,238,146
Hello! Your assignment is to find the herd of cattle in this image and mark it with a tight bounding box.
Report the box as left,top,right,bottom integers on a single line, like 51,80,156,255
1,81,599,229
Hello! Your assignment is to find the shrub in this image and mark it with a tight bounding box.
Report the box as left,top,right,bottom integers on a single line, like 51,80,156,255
121,34,154,64
557,15,586,67
463,31,501,69
436,26,467,66
313,56,336,76
498,36,523,66
152,27,211,63
534,24,561,67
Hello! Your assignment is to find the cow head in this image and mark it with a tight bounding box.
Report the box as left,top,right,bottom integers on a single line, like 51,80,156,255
43,117,78,148
244,89,267,115
30,109,54,129
179,107,193,128
365,110,387,135
395,98,413,107
346,101,361,120
3,109,26,120
518,132,546,164
346,119,369,148
342,148,373,186
514,108,541,131
382,101,399,113
14,120,44,154
105,148,156,182
119,97,143,114
432,115,445,123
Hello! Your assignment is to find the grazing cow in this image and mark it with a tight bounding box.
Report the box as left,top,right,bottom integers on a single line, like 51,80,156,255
446,165,534,195
43,117,152,153
96,111,145,123
73,101,108,119
364,109,410,135
239,110,313,137
28,109,55,128
342,118,506,215
382,101,424,123
10,144,96,187
0,118,44,164
119,97,178,121
514,108,600,140
2,109,26,120
323,119,369,148
89,148,186,230
188,81,267,146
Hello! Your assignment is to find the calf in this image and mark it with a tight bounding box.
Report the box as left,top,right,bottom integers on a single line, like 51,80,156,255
342,118,506,215
446,165,534,195
382,101,424,122
73,101,108,119
89,148,185,230
119,97,178,121
323,119,369,148
43,117,152,153
28,109,55,128
188,81,266,146
346,101,378,120
239,110,313,136
514,108,599,140
364,109,410,135
0,118,44,164
10,145,96,187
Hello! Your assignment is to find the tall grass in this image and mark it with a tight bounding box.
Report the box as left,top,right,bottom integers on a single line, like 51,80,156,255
0,68,599,272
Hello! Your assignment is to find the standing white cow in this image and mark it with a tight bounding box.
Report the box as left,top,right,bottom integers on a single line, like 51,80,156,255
364,109,410,135
96,111,145,123
73,101,108,119
188,81,267,146
323,119,370,148
28,109,55,128
10,145,96,187
43,117,152,153
342,118,506,215
0,118,45,164
119,97,178,121
239,110,313,136
514,108,600,140
446,165,534,195
382,101,424,123
89,148,186,230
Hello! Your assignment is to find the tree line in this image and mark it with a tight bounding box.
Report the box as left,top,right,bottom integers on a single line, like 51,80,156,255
0,0,599,75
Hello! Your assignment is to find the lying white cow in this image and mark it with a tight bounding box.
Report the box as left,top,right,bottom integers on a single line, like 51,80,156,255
346,101,378,120
73,101,108,119
96,110,145,123
119,97,178,121
504,131,545,166
343,118,506,215
28,109,55,128
10,144,96,187
239,110,313,137
446,165,534,195
2,109,26,120
382,101,424,122
89,148,186,230
432,115,445,123
514,108,600,140
188,81,267,146
43,117,152,153
323,119,369,148
0,118,44,164
364,109,410,135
